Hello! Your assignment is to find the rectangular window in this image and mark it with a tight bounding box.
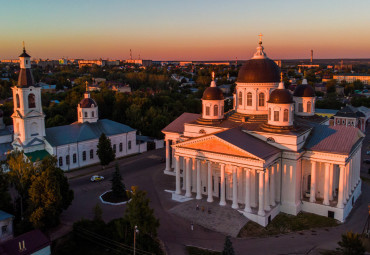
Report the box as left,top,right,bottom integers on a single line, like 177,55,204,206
82,151,86,161
66,155,70,165
59,157,63,166
119,143,123,152
90,150,94,159
128,141,132,150
298,103,303,112
73,154,77,163
113,144,116,153
2,225,7,234
274,111,279,121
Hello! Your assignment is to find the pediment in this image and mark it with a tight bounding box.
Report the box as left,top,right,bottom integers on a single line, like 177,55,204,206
175,135,262,160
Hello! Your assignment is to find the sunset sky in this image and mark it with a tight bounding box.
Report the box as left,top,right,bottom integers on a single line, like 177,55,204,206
1,0,370,60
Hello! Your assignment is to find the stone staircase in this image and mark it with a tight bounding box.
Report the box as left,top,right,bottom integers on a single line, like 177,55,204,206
226,110,268,123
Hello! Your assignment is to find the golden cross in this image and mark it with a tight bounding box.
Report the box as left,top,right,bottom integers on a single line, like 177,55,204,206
85,81,88,91
212,71,215,81
280,72,284,82
258,33,263,43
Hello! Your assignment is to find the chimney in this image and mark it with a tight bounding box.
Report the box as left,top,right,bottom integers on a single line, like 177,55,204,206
310,50,313,64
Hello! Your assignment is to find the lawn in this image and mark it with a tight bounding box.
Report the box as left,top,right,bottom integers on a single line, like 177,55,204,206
238,212,339,238
186,246,221,255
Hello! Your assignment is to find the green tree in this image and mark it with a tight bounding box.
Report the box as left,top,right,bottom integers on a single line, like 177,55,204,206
28,156,73,229
111,164,127,199
0,167,12,213
338,231,365,255
93,203,103,221
124,186,159,237
96,133,115,167
222,236,235,255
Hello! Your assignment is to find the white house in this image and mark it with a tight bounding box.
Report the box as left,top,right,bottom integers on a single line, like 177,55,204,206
162,37,363,226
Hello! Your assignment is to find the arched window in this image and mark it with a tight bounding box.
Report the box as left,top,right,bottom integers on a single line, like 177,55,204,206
66,155,70,165
247,92,252,106
307,101,311,113
92,111,95,117
79,111,82,118
82,151,86,161
128,141,132,150
268,108,271,120
205,106,210,116
59,157,63,166
73,153,77,163
258,93,265,107
90,149,94,159
119,143,123,152
298,103,303,112
238,91,243,106
214,105,218,116
274,111,279,121
283,109,289,122
84,112,87,117
28,93,35,108
16,94,20,108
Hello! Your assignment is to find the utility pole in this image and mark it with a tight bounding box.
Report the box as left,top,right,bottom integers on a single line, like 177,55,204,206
133,225,139,255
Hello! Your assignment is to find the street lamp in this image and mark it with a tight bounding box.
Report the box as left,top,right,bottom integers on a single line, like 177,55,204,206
134,225,139,255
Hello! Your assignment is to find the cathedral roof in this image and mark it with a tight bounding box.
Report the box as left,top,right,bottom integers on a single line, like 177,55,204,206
305,125,364,155
45,119,135,147
17,68,35,87
79,97,98,108
293,79,315,97
335,105,365,118
162,112,200,133
237,58,281,83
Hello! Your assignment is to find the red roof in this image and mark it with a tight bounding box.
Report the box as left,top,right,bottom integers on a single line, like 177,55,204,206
162,112,200,134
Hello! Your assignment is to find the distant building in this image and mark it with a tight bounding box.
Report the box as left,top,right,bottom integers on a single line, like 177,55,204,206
333,74,370,85
1,59,20,64
111,84,131,93
78,59,106,68
0,210,14,243
125,59,152,67
0,229,51,255
219,84,231,94
315,108,338,118
335,86,345,96
334,105,369,132
298,64,320,68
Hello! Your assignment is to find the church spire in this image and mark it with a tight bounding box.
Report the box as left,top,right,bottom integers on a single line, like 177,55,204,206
17,43,34,87
252,33,267,59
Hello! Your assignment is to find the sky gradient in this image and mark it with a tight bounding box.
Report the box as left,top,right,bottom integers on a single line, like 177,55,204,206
1,0,370,60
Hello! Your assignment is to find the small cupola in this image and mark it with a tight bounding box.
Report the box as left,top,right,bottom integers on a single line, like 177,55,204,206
77,81,99,123
199,72,225,123
293,79,316,116
267,73,294,127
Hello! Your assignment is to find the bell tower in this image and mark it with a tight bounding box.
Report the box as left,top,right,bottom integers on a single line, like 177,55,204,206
12,44,46,152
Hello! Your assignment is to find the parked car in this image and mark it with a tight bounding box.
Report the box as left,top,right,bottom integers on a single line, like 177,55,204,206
90,175,104,182
363,159,370,164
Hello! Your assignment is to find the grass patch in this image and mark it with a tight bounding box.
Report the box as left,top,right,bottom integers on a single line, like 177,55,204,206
186,246,221,255
238,212,339,238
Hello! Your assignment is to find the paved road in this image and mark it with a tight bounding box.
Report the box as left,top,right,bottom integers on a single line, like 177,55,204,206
55,148,370,255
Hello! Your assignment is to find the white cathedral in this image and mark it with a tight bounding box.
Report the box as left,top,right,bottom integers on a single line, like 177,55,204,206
162,38,363,226
2,46,146,170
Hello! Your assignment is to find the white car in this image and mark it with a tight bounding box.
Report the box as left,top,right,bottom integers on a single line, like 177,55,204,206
90,175,104,182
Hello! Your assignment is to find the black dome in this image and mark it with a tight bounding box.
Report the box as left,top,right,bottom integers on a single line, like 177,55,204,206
293,84,315,97
268,89,293,104
202,87,224,100
79,98,98,108
237,58,281,83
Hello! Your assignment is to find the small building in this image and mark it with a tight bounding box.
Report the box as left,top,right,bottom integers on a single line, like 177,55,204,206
0,211,14,243
334,105,368,132
0,229,51,255
333,74,370,85
219,84,231,94
315,108,338,119
78,59,106,68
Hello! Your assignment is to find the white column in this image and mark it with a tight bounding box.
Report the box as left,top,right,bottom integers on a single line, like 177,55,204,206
232,166,238,209
219,163,226,206
310,161,316,203
171,140,176,169
264,168,271,211
337,165,345,208
182,157,186,190
351,158,355,192
251,170,256,207
348,159,352,196
185,157,191,197
258,171,265,216
345,164,350,201
165,139,170,171
207,161,213,203
196,159,202,200
175,156,181,194
276,162,280,203
329,164,334,201
323,163,330,205
244,169,252,213
270,165,276,207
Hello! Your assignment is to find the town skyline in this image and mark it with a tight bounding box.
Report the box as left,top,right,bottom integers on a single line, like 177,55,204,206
1,0,370,60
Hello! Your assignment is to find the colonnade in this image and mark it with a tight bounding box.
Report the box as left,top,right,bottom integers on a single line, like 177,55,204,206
174,155,280,217
309,153,361,209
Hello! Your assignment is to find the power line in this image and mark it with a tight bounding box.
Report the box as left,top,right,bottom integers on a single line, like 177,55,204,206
75,226,155,255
